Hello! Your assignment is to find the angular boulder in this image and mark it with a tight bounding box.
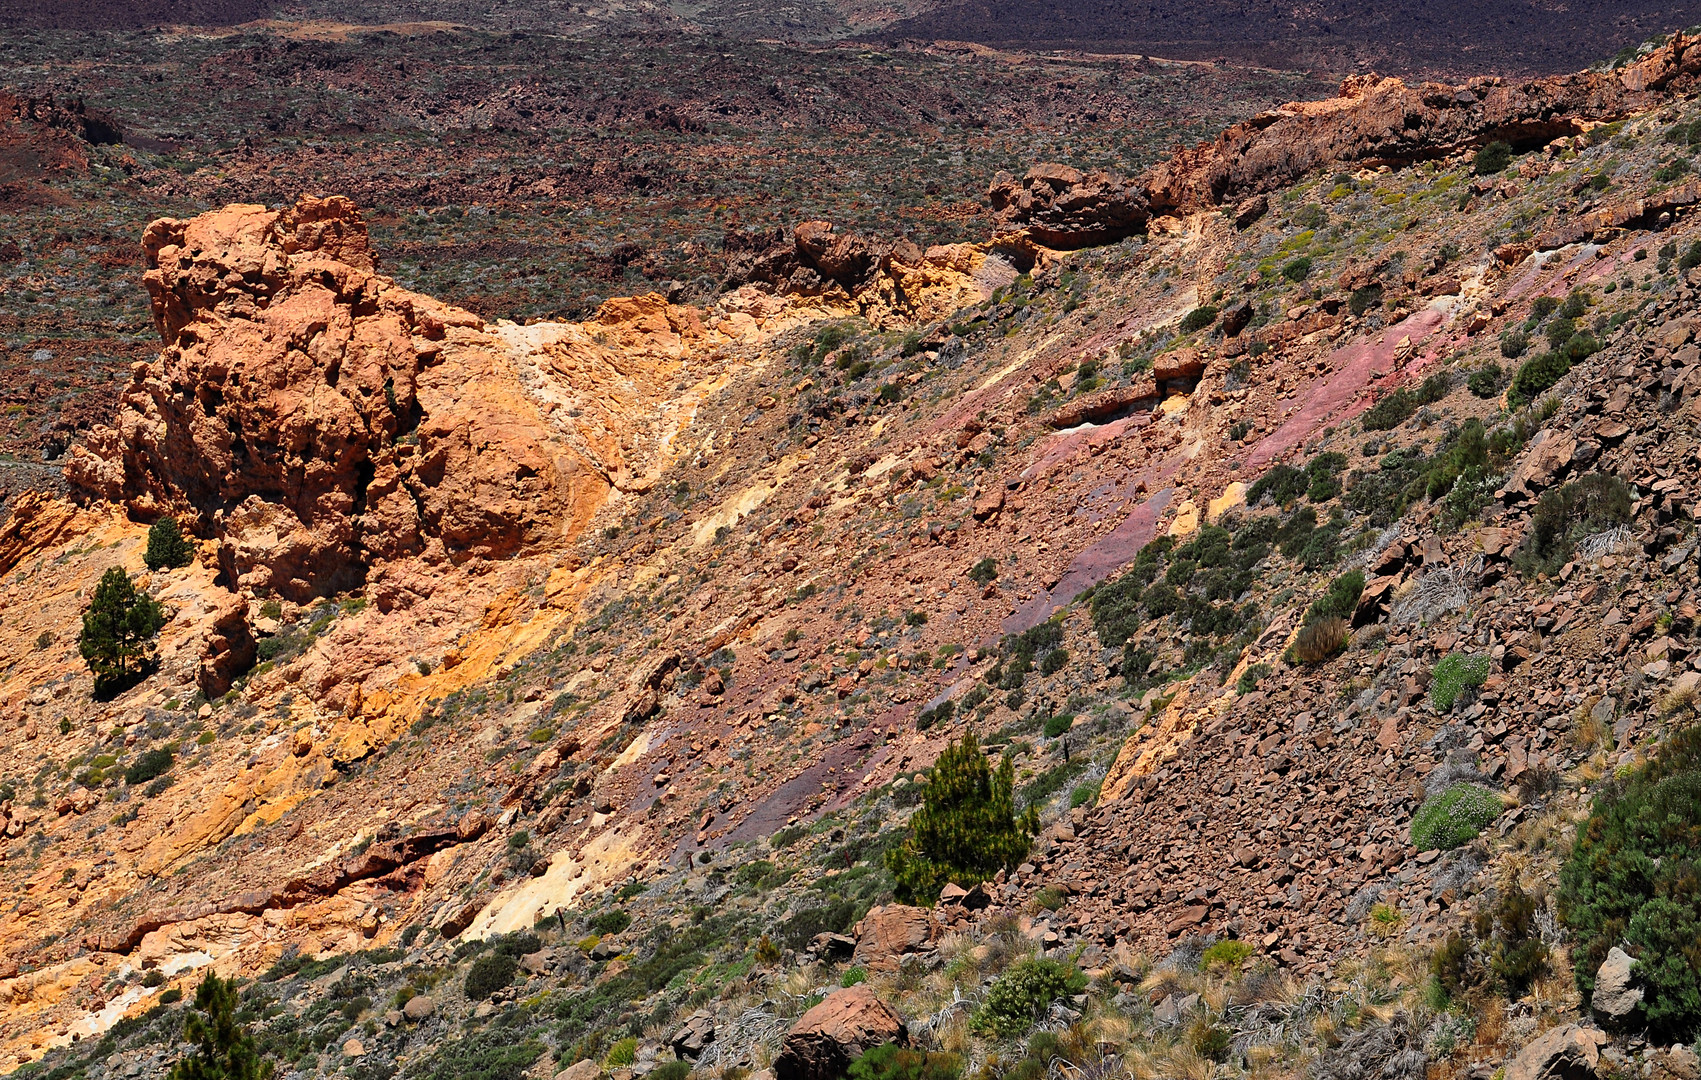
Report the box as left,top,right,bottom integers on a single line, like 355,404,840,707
1506,1024,1608,1080
1592,947,1642,1020
851,904,937,971
774,986,907,1080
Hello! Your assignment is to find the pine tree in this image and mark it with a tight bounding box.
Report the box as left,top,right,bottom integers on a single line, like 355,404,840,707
886,729,1039,904
144,516,195,571
78,566,166,694
169,971,272,1080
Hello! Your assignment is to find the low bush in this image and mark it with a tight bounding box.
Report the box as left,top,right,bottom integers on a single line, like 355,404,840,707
975,957,1087,1037
1236,662,1271,694
465,953,517,1001
915,699,955,731
1559,726,1701,1039
968,558,998,585
1469,362,1506,397
1281,256,1313,282
1200,939,1254,970
1293,617,1349,664
1410,783,1501,851
1179,306,1219,334
1513,472,1634,575
1430,653,1490,712
124,747,174,786
848,1043,963,1080
1042,713,1073,739
1306,570,1364,626
590,910,631,936
1507,351,1571,408
1474,141,1513,175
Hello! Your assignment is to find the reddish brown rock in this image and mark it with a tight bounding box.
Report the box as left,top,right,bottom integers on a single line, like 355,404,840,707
852,904,938,970
774,986,908,1080
989,163,1151,248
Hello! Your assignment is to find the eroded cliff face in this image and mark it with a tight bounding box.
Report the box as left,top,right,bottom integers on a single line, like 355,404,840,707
66,196,597,603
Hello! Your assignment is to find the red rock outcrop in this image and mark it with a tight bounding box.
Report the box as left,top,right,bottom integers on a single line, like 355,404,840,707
989,163,1151,248
66,196,597,602
997,34,1701,243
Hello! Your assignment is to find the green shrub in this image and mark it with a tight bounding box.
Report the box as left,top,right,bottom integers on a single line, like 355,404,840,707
1236,663,1271,694
915,699,955,731
1281,256,1313,282
1042,713,1073,739
975,957,1087,1037
1559,726,1701,1040
1068,782,1098,809
465,953,517,1001
1200,939,1254,970
842,966,868,988
968,558,999,585
1469,362,1506,397
1248,463,1307,506
1500,330,1529,360
1410,784,1501,851
159,986,183,1005
1513,472,1634,575
652,1062,693,1080
848,1043,963,1080
1039,648,1068,676
604,1038,638,1068
1430,653,1490,712
1179,306,1219,334
124,746,175,786
1507,351,1571,407
886,731,1038,904
1306,570,1364,626
1681,241,1701,271
1349,285,1383,316
1474,141,1513,176
590,910,631,936
144,516,195,572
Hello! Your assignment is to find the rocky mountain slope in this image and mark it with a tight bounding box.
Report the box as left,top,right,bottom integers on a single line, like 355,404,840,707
1,28,1700,1080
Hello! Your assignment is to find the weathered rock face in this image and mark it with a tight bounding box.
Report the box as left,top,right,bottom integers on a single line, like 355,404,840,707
989,163,1150,248
774,986,908,1080
1000,34,1701,247
1147,38,1701,213
66,196,595,602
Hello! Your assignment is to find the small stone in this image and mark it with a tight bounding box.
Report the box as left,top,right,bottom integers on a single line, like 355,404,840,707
342,1038,365,1057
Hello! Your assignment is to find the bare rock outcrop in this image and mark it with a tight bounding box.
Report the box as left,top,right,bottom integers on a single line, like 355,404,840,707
989,163,1150,248
66,196,595,602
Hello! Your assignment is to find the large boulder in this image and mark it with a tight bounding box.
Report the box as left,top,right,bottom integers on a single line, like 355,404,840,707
773,986,907,1080
851,905,938,971
1505,1024,1608,1080
1592,947,1642,1020
989,164,1150,248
